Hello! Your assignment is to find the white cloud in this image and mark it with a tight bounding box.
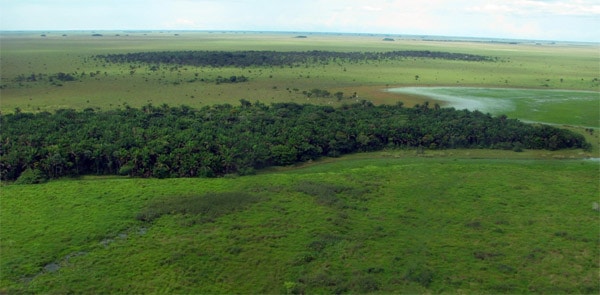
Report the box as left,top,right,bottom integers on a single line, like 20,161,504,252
164,18,200,28
468,0,600,16
0,0,598,41
361,5,383,12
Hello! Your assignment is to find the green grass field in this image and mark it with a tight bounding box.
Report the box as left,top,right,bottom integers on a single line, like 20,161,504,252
2,153,598,293
1,31,599,293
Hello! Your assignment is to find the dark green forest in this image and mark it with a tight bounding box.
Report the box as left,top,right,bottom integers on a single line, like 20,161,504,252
96,50,497,68
1,101,588,181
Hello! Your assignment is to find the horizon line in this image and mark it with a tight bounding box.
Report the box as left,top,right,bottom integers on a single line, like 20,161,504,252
1,29,599,44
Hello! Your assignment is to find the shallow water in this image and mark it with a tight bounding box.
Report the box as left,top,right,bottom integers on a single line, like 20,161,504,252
388,87,599,127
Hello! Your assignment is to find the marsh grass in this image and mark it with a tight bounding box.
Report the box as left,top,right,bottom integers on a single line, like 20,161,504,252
295,181,352,207
389,87,600,128
136,192,260,223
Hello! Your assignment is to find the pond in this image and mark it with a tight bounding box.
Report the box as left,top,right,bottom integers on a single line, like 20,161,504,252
387,87,599,128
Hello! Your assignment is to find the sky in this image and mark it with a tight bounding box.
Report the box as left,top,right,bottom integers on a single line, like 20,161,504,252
1,0,599,42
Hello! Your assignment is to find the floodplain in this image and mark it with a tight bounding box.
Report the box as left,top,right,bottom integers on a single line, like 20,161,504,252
388,87,599,128
1,31,599,294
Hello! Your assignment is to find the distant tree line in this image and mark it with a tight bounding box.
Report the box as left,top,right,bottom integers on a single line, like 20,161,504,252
215,75,248,84
1,101,587,181
13,72,78,84
96,50,496,68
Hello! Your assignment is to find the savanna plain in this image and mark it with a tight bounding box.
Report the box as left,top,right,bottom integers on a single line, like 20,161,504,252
1,31,599,294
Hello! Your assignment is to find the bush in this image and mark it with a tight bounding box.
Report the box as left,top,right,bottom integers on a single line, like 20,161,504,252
512,142,524,152
404,263,435,287
118,164,134,176
14,168,47,185
237,167,256,176
352,276,379,293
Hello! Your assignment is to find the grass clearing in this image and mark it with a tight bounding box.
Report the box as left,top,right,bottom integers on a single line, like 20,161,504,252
1,155,598,293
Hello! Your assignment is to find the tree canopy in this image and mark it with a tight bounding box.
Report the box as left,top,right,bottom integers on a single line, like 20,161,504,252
96,50,497,68
1,102,587,181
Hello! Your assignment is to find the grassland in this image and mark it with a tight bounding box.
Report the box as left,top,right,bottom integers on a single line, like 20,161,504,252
1,31,599,293
1,31,598,113
2,152,598,293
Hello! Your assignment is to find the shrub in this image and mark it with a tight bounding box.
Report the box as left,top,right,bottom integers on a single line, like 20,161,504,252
118,164,134,176
14,168,47,185
237,166,256,176
352,276,379,293
404,263,435,287
512,142,524,152
292,253,315,266
304,272,345,291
